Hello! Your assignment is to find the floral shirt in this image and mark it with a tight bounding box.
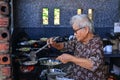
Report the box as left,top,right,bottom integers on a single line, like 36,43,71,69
62,36,107,80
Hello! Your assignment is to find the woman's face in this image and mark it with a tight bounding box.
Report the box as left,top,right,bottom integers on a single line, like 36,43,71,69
72,23,89,42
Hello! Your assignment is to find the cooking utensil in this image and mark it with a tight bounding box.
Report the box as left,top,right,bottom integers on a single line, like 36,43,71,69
29,43,49,60
29,37,59,61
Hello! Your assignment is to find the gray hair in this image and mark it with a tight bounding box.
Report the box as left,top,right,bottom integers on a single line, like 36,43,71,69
70,14,95,33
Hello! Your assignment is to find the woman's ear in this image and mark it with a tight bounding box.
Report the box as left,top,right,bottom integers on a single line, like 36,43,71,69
84,26,89,34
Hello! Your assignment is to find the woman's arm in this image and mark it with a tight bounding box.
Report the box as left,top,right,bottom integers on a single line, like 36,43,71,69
56,54,93,71
71,56,93,70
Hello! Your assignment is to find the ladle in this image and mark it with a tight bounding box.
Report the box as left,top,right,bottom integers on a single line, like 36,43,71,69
29,37,59,60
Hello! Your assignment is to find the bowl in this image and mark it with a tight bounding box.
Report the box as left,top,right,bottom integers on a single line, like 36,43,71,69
48,68,66,76
56,76,74,80
39,58,62,66
22,60,38,66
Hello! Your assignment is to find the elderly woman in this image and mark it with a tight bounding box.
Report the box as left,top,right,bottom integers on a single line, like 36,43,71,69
47,14,107,80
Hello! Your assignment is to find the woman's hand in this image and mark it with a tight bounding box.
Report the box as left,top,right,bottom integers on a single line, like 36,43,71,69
47,37,64,50
56,54,74,64
47,37,57,48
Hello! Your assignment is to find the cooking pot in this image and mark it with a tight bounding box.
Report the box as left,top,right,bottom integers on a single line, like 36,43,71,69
39,58,62,66
40,68,66,80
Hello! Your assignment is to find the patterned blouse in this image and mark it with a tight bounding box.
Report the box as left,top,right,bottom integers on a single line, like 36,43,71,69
62,35,107,80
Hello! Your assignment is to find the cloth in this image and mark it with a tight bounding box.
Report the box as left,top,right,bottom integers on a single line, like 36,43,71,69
62,35,107,80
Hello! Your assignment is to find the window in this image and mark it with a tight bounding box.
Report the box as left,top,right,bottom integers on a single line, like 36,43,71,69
42,8,49,25
54,8,60,25
88,9,93,20
77,9,83,14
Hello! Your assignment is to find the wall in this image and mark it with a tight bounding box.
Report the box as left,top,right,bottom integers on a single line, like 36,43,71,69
12,0,120,39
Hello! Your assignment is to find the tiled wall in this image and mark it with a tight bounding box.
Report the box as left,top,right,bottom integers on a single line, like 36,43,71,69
12,0,120,39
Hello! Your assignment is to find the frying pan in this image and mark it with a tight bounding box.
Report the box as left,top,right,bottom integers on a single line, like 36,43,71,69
39,58,62,66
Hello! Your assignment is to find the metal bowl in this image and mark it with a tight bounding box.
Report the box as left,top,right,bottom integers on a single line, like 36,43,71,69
39,58,62,66
56,76,74,80
48,68,66,76
22,60,38,66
